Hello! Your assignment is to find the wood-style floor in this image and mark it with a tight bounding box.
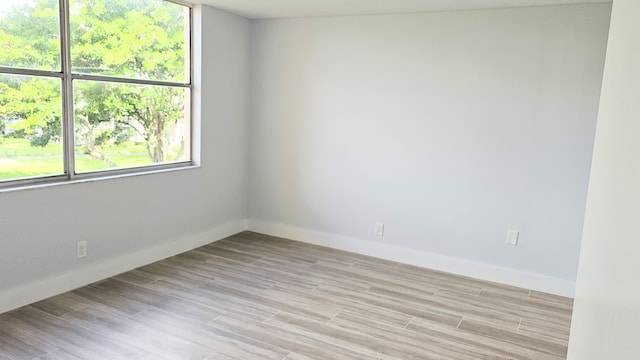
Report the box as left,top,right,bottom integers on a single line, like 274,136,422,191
0,231,573,360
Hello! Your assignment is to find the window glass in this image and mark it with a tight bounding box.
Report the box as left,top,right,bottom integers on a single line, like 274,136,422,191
0,0,192,186
74,80,190,173
0,75,63,180
69,0,190,83
0,0,61,71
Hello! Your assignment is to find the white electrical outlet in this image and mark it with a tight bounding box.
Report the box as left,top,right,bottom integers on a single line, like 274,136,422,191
375,222,384,237
506,230,519,246
77,241,87,258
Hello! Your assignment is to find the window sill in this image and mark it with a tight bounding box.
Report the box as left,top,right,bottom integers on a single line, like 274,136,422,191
0,164,200,194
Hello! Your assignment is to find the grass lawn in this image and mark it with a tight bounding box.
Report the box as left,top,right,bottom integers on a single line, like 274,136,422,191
0,138,155,181
0,157,65,180
0,138,64,157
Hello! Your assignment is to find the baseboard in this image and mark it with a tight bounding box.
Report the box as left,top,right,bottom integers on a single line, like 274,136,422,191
0,220,246,315
1,219,575,315
247,220,576,298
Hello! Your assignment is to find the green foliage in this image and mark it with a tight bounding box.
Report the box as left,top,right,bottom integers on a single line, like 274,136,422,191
0,76,62,141
71,0,187,82
0,0,189,178
0,0,60,70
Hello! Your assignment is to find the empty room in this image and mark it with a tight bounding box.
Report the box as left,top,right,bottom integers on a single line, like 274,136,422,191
0,0,638,359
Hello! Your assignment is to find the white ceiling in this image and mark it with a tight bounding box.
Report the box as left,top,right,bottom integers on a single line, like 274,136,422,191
195,0,610,19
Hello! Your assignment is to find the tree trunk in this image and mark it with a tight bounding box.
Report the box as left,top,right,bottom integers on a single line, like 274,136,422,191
79,116,116,167
153,115,165,163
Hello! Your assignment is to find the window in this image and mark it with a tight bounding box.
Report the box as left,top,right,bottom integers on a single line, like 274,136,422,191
0,0,192,187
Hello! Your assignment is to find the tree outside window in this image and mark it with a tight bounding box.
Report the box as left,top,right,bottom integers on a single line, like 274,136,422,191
0,0,192,183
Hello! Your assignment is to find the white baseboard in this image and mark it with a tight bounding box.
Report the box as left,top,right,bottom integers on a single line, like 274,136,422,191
0,220,246,314
247,220,576,298
1,218,575,314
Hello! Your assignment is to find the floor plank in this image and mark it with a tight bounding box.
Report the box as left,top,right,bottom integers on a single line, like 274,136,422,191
0,231,573,359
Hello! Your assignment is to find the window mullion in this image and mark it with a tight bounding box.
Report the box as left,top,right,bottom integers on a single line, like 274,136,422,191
59,0,75,180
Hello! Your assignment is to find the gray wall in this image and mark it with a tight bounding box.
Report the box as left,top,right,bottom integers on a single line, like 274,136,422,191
248,4,610,292
0,3,614,311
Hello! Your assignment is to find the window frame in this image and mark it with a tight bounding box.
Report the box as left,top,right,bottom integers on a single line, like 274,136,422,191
0,0,194,189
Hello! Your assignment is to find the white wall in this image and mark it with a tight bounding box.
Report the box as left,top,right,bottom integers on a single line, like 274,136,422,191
248,4,610,295
567,0,640,358
0,5,251,313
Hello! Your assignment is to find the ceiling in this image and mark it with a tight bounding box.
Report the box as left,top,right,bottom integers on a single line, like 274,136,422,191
195,0,611,19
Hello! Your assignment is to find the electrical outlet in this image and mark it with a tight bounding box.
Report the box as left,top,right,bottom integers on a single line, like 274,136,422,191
506,230,519,246
374,222,384,237
77,241,87,258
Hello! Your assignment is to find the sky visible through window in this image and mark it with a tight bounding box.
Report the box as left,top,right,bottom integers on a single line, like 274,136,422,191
0,0,35,14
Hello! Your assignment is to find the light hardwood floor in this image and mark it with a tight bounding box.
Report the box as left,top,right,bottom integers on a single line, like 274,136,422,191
0,231,573,360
